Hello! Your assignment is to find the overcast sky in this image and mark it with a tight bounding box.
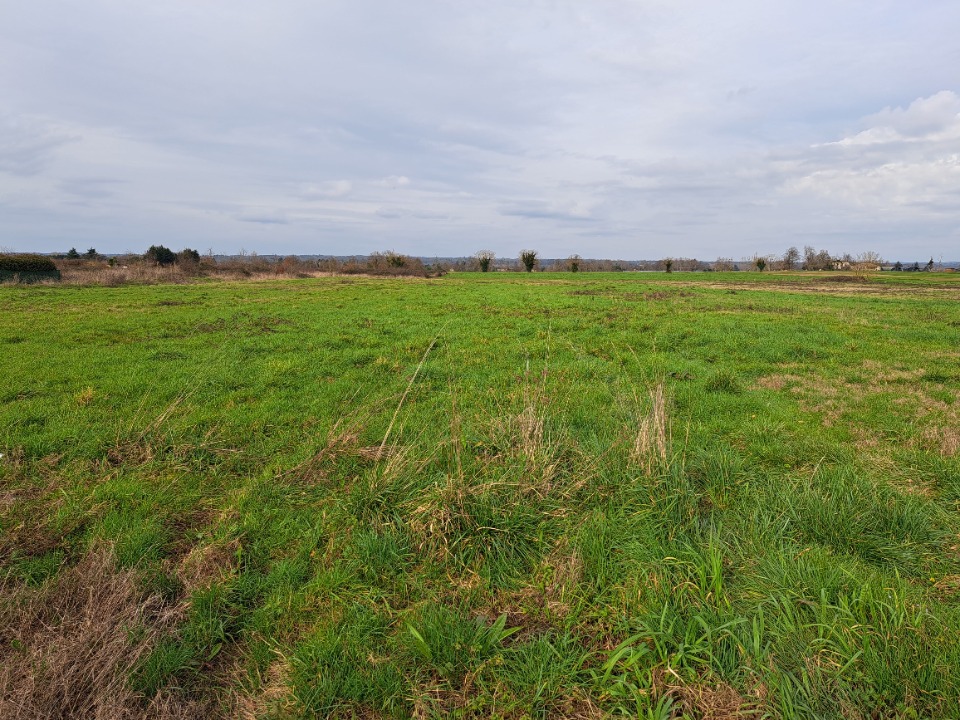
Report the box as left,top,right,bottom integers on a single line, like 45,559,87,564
2,1,959,259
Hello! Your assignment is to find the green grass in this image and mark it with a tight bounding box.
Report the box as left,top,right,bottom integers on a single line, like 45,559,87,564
2,271,960,718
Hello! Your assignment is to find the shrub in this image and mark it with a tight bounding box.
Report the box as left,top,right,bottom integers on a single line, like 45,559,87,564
519,249,538,272
176,248,200,264
144,245,176,266
0,254,58,273
363,252,429,277
0,254,61,283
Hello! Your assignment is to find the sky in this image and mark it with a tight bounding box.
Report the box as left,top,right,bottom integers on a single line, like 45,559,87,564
1,1,959,260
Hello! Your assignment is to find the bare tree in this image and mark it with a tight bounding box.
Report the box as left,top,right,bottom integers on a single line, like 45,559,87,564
782,246,800,270
474,250,495,272
803,245,832,271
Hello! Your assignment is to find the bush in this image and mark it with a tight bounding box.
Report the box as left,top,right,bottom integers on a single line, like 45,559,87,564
0,254,58,273
362,252,429,277
519,249,538,273
144,245,176,266
0,254,61,283
176,248,200,264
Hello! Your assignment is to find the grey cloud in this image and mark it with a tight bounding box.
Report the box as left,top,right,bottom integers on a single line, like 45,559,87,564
0,115,74,176
3,2,960,259
237,214,289,225
299,180,352,200
499,202,597,222
58,177,123,199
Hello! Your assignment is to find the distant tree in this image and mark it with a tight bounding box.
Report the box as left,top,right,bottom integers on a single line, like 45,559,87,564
803,245,833,271
910,262,920,272
926,257,935,272
519,249,538,273
145,245,177,266
567,254,581,273
714,257,734,272
754,256,767,272
177,248,201,264
857,251,883,267
84,247,99,259
782,246,800,270
475,250,495,272
664,258,673,273
66,247,80,259
893,261,903,271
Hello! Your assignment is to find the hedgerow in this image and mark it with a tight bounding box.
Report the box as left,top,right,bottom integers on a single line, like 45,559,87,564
0,254,58,273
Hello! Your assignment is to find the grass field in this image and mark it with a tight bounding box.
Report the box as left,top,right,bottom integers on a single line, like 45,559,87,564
2,271,960,719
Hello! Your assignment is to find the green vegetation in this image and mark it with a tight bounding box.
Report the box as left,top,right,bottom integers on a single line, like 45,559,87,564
520,249,538,272
2,271,960,718
0,254,61,283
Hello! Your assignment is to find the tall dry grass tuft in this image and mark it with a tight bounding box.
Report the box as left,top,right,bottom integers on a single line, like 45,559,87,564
631,382,670,475
0,546,206,719
515,403,545,463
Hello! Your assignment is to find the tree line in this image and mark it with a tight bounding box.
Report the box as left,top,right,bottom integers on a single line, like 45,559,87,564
39,244,946,276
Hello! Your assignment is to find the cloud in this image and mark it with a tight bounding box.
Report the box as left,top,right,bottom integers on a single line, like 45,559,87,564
59,177,123,199
3,2,960,258
236,213,289,225
0,114,75,176
499,200,597,222
864,91,960,140
786,92,960,212
299,180,352,199
377,175,411,189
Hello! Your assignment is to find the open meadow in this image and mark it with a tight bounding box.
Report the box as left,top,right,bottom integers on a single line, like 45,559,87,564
2,271,960,719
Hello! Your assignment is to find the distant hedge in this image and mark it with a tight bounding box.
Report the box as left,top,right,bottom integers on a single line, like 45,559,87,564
0,254,58,272
0,254,61,283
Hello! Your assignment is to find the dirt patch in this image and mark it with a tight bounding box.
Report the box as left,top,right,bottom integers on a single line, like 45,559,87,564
820,274,870,284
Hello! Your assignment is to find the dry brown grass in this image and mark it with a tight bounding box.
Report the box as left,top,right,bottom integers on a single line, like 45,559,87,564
631,383,669,475
176,538,241,596
230,659,294,720
0,546,208,720
648,670,760,720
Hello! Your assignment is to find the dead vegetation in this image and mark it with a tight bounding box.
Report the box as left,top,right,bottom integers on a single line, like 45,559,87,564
0,546,208,720
631,382,670,475
176,538,242,596
657,675,759,720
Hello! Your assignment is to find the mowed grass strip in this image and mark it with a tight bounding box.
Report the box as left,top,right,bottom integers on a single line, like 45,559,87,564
2,271,959,718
